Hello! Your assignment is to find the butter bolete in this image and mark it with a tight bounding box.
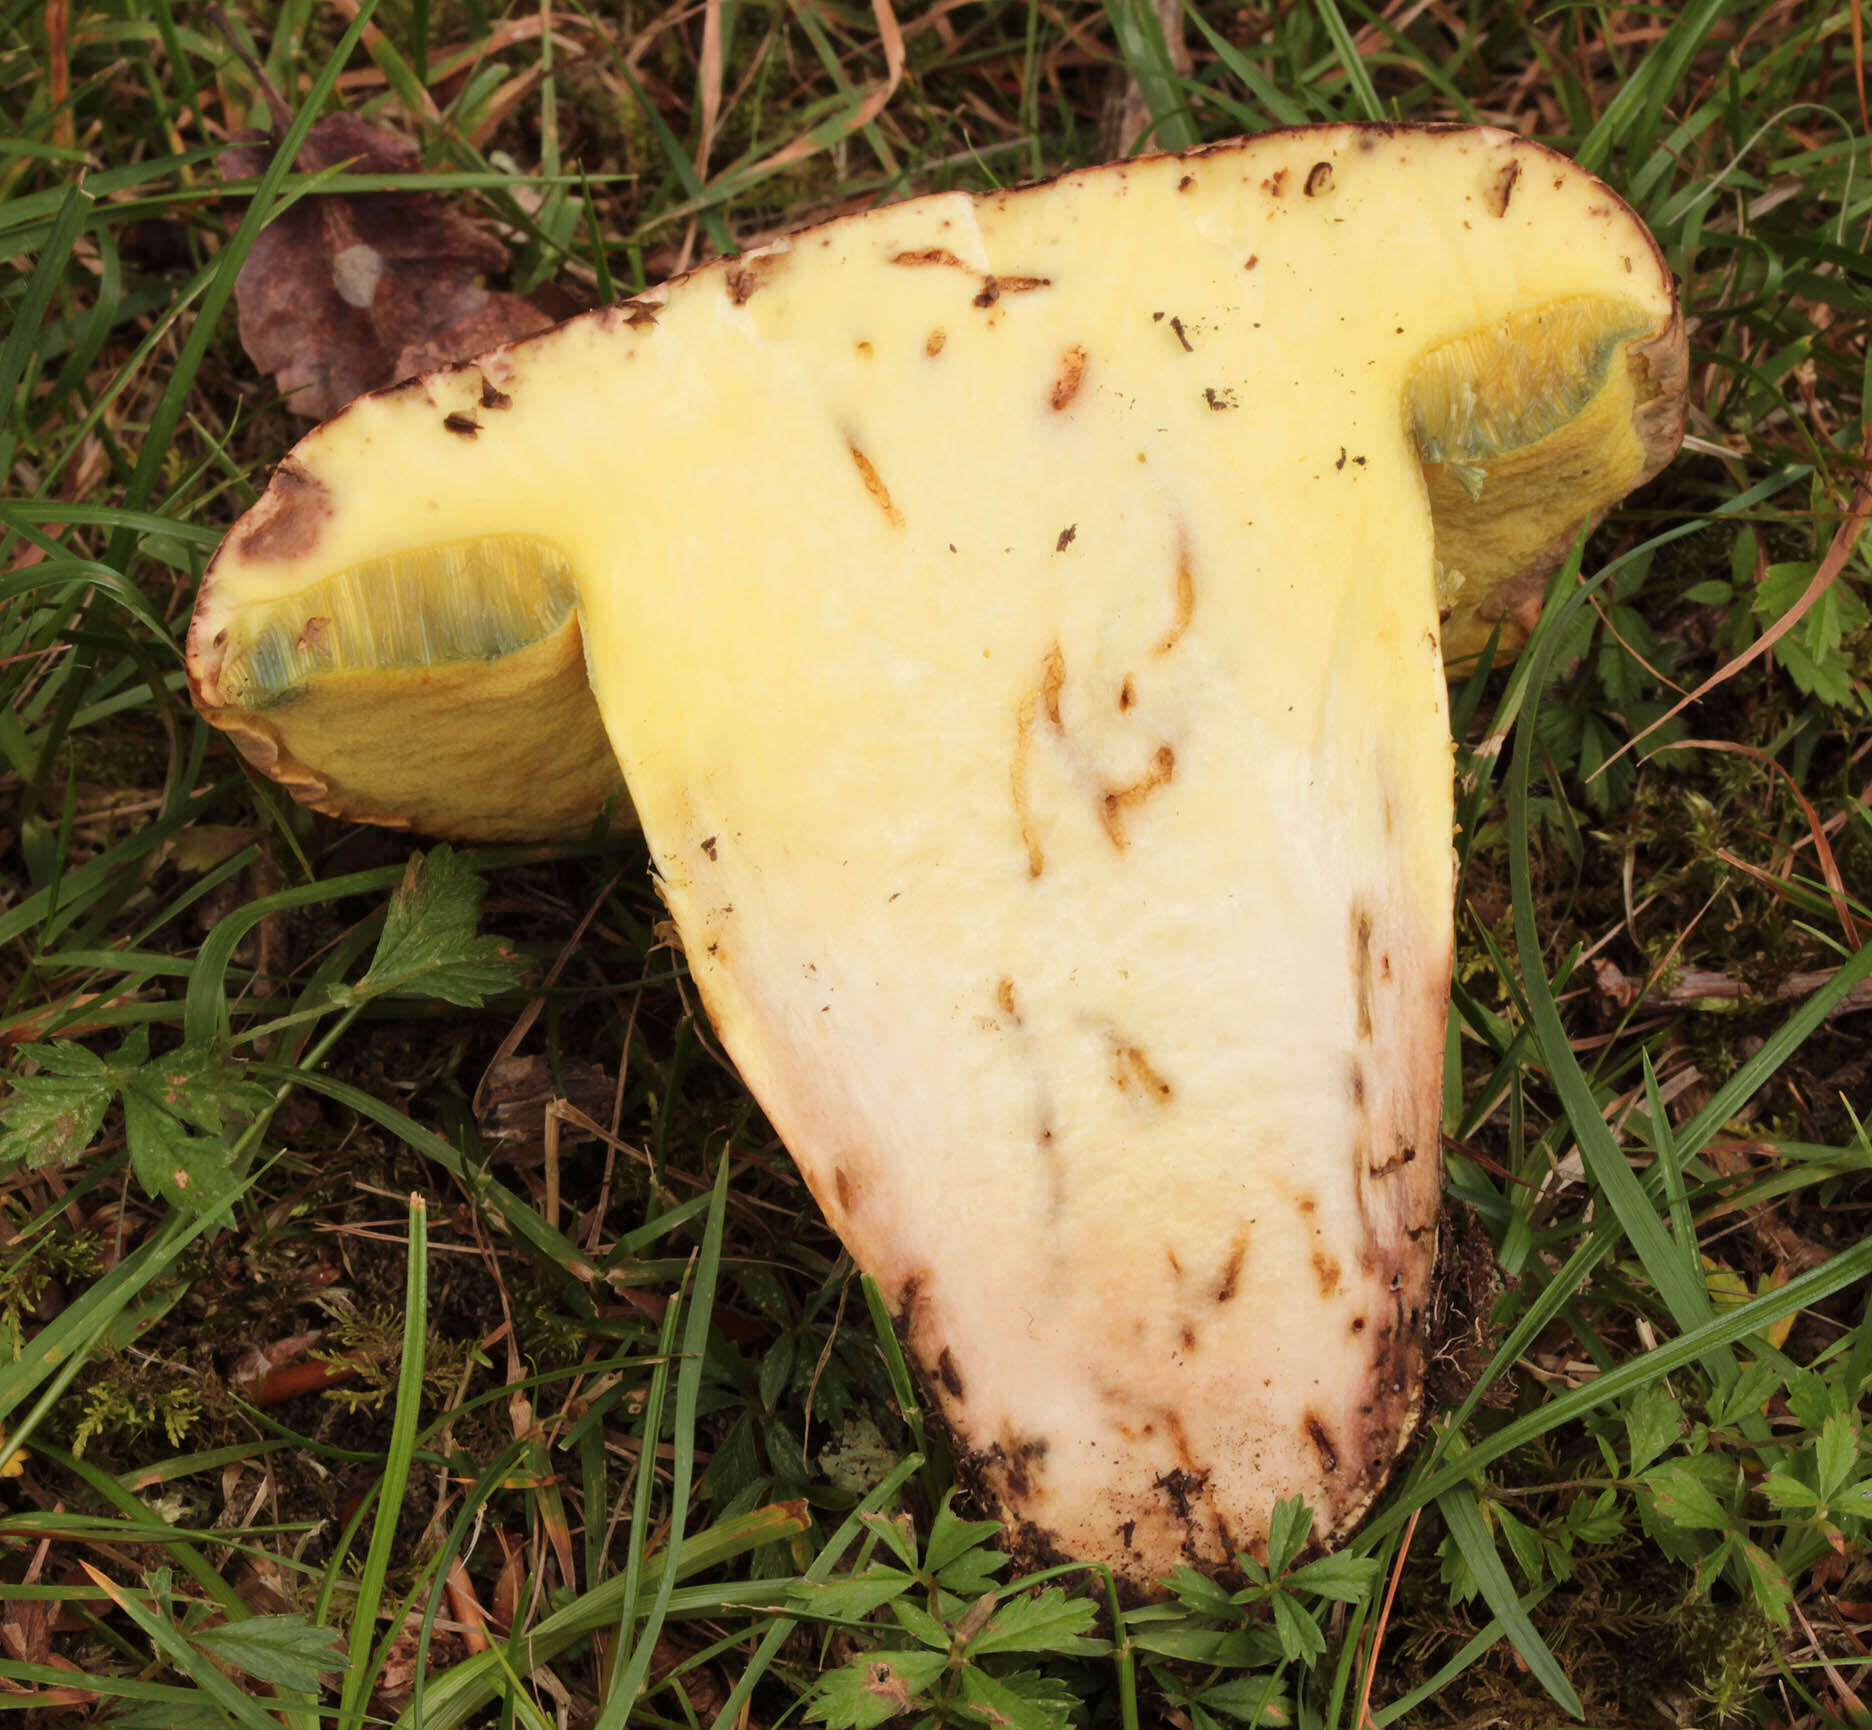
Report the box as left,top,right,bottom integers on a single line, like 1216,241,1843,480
189,124,1684,1585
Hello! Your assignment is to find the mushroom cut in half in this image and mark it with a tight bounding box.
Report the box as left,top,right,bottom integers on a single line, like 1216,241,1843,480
190,125,1684,1585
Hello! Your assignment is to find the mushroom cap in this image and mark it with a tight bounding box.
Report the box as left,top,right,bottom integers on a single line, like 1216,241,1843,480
189,122,1684,839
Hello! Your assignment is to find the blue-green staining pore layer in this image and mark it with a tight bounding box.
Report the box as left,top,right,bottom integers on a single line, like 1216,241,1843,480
218,535,575,709
1407,298,1650,465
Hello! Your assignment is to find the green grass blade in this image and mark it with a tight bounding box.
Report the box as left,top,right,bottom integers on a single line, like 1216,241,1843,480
339,1193,430,1725
597,1150,733,1724
1437,1485,1583,1720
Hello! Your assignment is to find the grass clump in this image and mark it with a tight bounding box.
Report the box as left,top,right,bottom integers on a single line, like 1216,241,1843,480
2,1,1871,1726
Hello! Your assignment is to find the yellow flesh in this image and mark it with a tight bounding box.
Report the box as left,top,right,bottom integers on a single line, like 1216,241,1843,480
191,127,1679,1584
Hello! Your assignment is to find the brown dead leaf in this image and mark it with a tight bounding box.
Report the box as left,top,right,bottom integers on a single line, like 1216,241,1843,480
224,114,553,420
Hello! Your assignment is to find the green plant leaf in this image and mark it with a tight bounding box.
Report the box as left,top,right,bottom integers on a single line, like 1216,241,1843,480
0,1052,117,1170
1761,1471,1820,1512
959,1662,1071,1730
789,1566,918,1619
889,1596,951,1650
341,846,522,1008
1736,1538,1793,1628
1196,1675,1294,1726
1622,1379,1684,1474
1642,1460,1736,1531
809,1650,948,1729
193,1614,343,1692
967,1588,1105,1657
1286,1551,1380,1604
1817,1412,1859,1500
926,1491,1004,1576
1269,1591,1323,1665
1266,1495,1312,1576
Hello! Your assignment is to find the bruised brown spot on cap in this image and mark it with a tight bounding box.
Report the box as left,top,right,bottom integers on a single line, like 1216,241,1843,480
1169,316,1193,352
1296,1194,1318,1215
1040,644,1065,726
996,977,1019,1022
1304,161,1334,196
1179,1323,1198,1351
479,376,511,410
235,460,332,563
1111,1040,1174,1101
890,247,967,269
1051,344,1088,410
1485,159,1521,218
973,277,1001,308
1370,1135,1418,1178
1305,1414,1338,1474
1352,905,1375,1039
700,835,718,860
1313,1251,1342,1298
937,1348,966,1398
1157,549,1195,654
1215,1233,1247,1303
1118,675,1136,711
1056,524,1077,552
999,275,1051,293
926,328,947,355
1100,747,1175,850
443,412,478,436
847,444,904,528
1178,174,1195,191
622,297,661,329
833,1166,855,1210
1350,1061,1365,1107
1012,646,1065,878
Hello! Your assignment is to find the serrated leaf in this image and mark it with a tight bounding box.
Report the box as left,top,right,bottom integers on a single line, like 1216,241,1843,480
347,846,521,1007
789,1566,917,1619
975,1668,1079,1727
1622,1379,1683,1474
1268,1591,1323,1665
1566,1487,1623,1545
958,1662,1068,1730
1196,1675,1294,1726
1736,1538,1792,1629
0,1029,144,1172
1285,1551,1380,1604
936,1542,1010,1594
122,1091,242,1222
926,1491,1003,1575
808,1650,948,1728
1817,1413,1859,1500
1130,1624,1285,1666
194,1614,343,1691
0,1069,115,1170
889,1596,951,1650
1762,1471,1820,1512
857,1509,920,1571
1643,1460,1736,1532
1833,1479,1872,1517
1709,1358,1781,1429
1165,1564,1237,1615
968,1588,1105,1657
1266,1495,1312,1576
13,1040,114,1079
